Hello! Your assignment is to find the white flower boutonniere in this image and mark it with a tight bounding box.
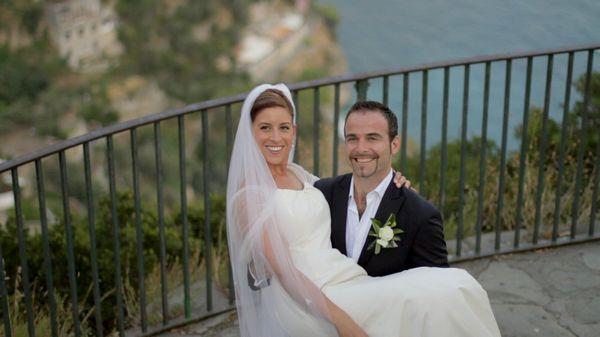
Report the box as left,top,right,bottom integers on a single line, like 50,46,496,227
367,213,403,255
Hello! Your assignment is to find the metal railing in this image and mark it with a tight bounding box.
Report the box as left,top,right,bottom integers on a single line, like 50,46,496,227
0,43,599,336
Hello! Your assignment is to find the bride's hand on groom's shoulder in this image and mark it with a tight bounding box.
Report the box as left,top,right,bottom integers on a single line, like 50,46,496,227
393,170,415,191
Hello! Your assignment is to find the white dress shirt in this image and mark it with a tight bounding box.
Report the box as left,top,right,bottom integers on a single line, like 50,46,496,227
346,169,394,261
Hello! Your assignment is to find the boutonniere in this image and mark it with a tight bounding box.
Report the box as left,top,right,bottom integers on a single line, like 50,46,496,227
367,213,403,254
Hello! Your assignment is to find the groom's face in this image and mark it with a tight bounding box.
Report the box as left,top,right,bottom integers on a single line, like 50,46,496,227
344,110,400,180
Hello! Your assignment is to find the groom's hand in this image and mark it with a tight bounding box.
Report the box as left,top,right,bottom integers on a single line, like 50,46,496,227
247,262,271,291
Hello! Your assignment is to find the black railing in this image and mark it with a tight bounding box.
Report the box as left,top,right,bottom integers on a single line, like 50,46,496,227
0,43,599,336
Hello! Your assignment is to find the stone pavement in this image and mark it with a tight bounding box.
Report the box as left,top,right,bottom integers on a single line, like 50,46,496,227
161,240,600,337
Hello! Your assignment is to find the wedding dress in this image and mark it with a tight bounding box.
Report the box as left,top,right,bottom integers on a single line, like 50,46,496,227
263,167,501,337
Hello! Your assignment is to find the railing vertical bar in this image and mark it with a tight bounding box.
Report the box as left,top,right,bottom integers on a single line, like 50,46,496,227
457,65,470,257
12,168,36,337
333,84,340,176
419,70,428,194
225,105,235,304
35,160,58,337
533,55,554,244
59,151,81,336
130,128,148,332
475,62,491,254
383,75,389,106
178,116,191,319
313,87,320,176
440,67,449,213
401,73,409,173
0,238,11,337
226,105,233,159
552,52,574,242
107,136,126,336
202,110,213,311
571,50,594,238
495,59,512,250
293,90,300,163
153,123,169,324
590,140,600,236
515,57,533,248
355,79,369,101
82,144,103,337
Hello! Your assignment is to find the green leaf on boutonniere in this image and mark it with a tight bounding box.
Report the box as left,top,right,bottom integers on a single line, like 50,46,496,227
387,213,397,228
371,218,382,232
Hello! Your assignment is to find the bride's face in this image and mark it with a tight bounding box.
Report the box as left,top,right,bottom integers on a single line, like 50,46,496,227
252,106,296,168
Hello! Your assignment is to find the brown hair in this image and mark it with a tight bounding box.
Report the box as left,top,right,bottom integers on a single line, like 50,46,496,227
344,100,398,140
250,89,294,121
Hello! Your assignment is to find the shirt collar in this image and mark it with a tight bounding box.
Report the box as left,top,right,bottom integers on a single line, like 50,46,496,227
349,169,394,200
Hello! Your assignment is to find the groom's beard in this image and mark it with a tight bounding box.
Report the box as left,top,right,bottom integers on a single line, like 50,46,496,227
349,152,383,178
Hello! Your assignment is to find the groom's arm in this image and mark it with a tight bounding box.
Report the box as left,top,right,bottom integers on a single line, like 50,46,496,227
409,208,449,268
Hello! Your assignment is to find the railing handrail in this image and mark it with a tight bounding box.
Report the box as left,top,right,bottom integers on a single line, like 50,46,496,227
1,42,599,174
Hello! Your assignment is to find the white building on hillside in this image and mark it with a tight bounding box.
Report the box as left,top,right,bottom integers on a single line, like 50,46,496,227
46,0,122,70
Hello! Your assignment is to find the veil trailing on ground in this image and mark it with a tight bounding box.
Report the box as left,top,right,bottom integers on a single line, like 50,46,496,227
226,84,338,337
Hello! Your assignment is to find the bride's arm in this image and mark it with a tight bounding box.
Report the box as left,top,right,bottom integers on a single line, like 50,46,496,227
261,230,368,337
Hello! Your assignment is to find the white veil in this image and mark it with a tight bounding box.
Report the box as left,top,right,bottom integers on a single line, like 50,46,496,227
226,84,338,337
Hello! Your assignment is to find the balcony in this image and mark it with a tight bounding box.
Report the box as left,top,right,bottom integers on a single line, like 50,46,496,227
0,43,598,337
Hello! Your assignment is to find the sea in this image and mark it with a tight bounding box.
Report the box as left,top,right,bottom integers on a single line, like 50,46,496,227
319,0,600,150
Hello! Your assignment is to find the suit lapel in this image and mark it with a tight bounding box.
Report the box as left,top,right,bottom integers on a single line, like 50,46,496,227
331,175,351,256
357,181,407,267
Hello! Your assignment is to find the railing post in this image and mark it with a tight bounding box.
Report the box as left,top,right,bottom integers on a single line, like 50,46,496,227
532,55,553,245
178,116,191,319
82,144,103,337
457,65,470,257
475,62,491,254
130,128,148,332
59,151,82,337
355,79,369,101
496,59,512,250
202,109,213,312
0,238,11,337
153,123,169,326
552,52,574,242
515,56,533,248
571,50,594,238
107,136,126,336
313,87,320,176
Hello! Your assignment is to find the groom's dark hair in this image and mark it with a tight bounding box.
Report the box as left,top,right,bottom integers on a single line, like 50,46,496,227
345,101,398,140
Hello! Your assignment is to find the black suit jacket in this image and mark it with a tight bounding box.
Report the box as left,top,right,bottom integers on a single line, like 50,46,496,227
314,173,449,276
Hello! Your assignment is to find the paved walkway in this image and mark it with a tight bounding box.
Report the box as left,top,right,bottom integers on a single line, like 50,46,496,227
161,240,600,337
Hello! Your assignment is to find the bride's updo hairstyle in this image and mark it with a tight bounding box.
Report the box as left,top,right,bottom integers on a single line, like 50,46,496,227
250,89,294,122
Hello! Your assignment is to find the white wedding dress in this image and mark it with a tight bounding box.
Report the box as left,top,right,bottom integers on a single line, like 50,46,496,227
265,180,501,337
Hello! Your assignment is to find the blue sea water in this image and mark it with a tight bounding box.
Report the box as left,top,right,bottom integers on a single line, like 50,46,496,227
319,0,600,150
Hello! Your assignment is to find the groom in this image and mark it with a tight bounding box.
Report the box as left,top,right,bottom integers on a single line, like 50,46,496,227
314,101,448,276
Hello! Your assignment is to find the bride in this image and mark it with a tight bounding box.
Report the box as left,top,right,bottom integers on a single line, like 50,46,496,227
226,83,501,337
